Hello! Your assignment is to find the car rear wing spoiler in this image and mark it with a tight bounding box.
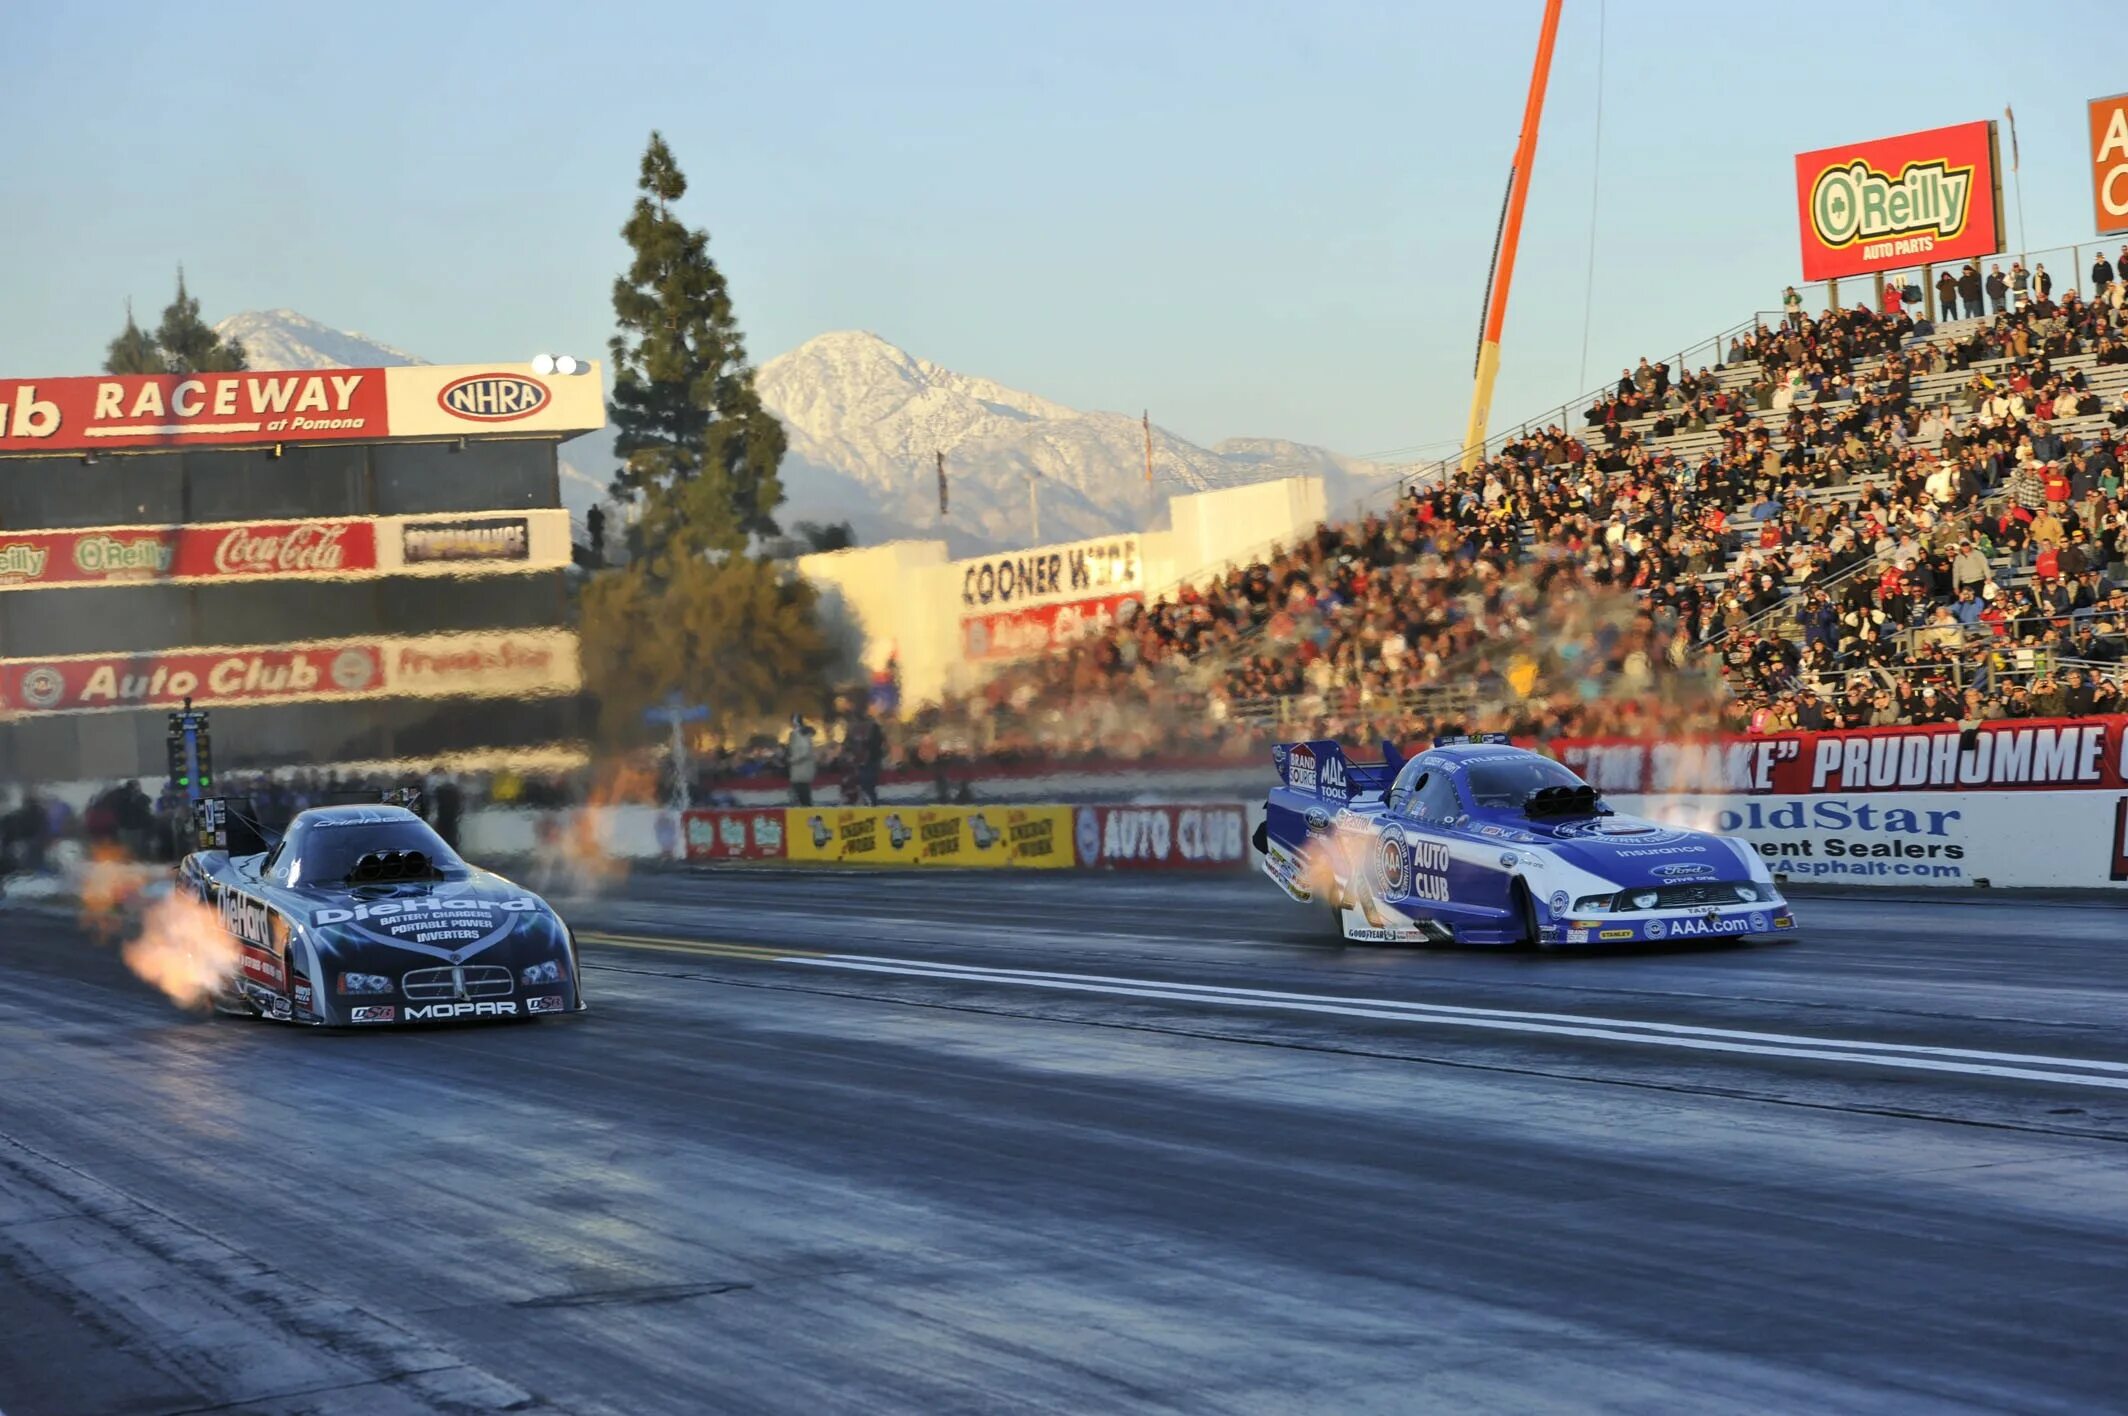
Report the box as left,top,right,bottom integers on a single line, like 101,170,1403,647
190,797,274,857
1270,739,1401,803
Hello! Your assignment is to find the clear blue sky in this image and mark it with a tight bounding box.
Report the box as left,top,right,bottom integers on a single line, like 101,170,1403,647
3,1,2122,461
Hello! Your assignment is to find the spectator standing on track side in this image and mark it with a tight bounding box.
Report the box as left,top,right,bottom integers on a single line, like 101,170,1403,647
2011,261,2030,304
2037,263,2053,300
785,714,817,806
1784,286,1803,330
2094,252,2116,305
1987,265,2009,315
844,703,884,806
1937,270,1960,319
1958,264,1984,322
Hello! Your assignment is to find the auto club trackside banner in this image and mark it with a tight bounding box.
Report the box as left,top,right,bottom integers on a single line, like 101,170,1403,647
1073,804,1250,871
1792,120,2003,282
0,629,580,716
0,510,569,591
0,362,605,454
954,534,1143,663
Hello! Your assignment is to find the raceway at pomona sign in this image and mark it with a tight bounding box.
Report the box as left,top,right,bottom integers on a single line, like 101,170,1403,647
0,363,606,455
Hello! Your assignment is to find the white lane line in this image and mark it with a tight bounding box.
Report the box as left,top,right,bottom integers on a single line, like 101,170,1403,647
791,955,2128,1091
809,954,2128,1074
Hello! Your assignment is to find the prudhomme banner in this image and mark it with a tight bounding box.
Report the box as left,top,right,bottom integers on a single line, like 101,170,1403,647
1556,717,2128,797
0,628,579,716
681,808,788,861
1074,804,1250,871
0,510,568,592
1792,121,2003,281
0,362,605,455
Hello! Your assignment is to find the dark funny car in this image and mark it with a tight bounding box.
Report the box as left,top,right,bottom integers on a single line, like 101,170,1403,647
178,802,584,1025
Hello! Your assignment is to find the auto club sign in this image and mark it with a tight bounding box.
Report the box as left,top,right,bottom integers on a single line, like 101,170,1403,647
0,630,581,716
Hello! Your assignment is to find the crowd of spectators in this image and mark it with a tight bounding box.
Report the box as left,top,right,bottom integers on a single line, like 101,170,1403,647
922,267,2128,757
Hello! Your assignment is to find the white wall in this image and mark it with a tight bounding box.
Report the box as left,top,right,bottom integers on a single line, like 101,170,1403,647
797,476,1328,709
1614,790,2128,890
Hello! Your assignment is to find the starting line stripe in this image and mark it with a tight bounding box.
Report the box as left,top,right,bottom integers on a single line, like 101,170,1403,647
572,931,2128,1091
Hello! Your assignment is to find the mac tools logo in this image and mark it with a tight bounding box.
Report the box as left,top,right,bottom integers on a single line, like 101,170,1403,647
436,374,548,422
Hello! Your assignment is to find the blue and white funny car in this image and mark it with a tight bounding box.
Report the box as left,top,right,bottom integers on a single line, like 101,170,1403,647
1256,735,1796,947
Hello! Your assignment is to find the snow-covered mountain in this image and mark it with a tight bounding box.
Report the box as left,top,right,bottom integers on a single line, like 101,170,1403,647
214,309,426,371
759,331,1393,553
210,313,1397,552
212,310,608,518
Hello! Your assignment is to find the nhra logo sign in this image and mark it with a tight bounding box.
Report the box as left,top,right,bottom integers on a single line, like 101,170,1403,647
436,374,549,422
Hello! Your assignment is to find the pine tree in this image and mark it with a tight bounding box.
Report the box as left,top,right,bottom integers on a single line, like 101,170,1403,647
153,268,247,374
608,132,785,564
103,301,164,374
580,134,824,743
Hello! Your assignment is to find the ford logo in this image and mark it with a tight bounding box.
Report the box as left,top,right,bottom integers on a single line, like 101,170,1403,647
1652,862,1715,878
437,373,549,422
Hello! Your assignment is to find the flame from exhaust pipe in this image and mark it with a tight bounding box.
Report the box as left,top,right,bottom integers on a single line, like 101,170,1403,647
122,890,243,1010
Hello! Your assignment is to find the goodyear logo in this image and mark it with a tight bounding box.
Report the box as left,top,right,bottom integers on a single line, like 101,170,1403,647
436,373,549,422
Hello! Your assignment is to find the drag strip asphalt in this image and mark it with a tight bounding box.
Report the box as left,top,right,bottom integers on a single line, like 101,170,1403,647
0,870,2123,1413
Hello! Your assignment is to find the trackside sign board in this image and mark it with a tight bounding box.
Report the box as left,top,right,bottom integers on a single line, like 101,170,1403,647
2092,93,2128,236
1792,121,2003,281
0,362,605,456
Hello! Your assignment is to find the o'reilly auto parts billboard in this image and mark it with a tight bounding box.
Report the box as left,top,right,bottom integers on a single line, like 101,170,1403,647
2091,94,2128,236
1792,120,2003,281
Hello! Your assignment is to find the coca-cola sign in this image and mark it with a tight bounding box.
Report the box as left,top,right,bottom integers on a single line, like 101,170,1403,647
213,522,355,575
0,519,378,590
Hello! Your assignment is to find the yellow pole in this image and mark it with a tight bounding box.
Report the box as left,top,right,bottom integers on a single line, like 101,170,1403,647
1461,0,1566,471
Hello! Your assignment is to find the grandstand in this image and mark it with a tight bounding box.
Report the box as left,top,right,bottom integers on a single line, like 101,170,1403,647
916,286,2128,763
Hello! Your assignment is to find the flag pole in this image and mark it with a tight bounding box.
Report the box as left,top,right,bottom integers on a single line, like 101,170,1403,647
1460,0,1565,471
2005,104,2027,265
